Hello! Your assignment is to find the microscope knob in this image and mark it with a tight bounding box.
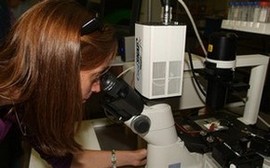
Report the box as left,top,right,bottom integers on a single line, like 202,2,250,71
132,115,151,134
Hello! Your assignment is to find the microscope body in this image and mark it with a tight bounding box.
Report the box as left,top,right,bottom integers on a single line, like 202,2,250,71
126,103,202,168
101,73,202,168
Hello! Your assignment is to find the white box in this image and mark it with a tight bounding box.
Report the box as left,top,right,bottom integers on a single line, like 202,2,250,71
134,23,187,99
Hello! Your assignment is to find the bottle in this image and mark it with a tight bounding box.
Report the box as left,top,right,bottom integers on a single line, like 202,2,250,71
253,1,261,22
258,1,269,23
247,1,255,22
240,1,248,21
233,2,240,20
268,2,270,22
228,1,234,20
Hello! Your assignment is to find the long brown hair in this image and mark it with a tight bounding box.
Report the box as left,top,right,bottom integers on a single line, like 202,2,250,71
0,0,117,156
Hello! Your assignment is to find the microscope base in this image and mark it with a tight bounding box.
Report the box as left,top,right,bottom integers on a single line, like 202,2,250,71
146,138,203,168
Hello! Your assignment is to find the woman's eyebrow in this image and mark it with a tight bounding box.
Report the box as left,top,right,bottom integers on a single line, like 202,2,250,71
100,66,111,75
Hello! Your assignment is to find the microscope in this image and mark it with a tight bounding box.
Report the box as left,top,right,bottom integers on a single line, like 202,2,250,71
100,1,203,167
101,72,202,168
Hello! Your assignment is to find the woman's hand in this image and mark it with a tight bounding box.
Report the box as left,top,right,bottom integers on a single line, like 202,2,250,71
117,148,147,167
71,148,147,168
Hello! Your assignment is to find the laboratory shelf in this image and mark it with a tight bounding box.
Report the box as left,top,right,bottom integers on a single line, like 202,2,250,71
221,20,270,35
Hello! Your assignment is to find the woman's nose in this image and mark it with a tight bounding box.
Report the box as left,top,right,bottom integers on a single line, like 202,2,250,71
91,81,101,93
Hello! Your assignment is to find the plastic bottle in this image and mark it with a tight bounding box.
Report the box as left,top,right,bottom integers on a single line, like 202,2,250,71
268,2,270,22
265,1,270,23
258,1,269,22
240,1,248,21
233,2,240,20
247,1,255,22
228,1,234,20
253,1,261,22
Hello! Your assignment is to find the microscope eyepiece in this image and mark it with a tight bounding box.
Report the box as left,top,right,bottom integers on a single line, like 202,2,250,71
100,72,145,121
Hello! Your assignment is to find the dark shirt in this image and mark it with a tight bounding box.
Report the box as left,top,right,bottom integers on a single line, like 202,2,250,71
0,106,73,168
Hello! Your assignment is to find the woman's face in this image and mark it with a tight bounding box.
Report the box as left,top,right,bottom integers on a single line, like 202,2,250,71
80,63,109,103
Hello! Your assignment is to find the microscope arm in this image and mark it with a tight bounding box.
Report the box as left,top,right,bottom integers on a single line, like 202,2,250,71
125,104,179,146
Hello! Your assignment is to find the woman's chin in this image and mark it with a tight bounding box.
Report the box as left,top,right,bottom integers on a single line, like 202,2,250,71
82,93,91,103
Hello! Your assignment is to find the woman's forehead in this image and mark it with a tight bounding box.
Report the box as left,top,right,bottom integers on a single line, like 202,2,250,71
86,62,110,75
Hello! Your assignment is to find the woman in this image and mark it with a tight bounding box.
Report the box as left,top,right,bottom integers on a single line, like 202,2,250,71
0,0,147,167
